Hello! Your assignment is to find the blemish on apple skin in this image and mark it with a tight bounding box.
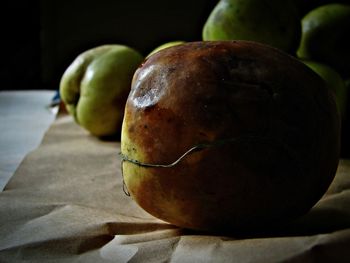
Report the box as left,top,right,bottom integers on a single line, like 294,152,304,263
132,88,162,109
143,104,157,113
131,64,168,109
128,125,135,134
124,146,137,155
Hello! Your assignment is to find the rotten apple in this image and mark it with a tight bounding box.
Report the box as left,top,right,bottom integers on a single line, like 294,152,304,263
120,41,340,233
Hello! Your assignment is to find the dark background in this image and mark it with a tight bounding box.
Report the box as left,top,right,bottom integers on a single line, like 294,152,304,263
1,0,217,91
1,0,348,91
2,0,350,156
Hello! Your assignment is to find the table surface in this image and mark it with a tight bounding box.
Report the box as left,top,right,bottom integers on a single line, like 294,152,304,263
0,90,57,191
1,105,349,262
1,90,350,262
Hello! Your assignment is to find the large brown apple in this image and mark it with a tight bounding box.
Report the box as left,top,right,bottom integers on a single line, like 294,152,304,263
120,41,340,234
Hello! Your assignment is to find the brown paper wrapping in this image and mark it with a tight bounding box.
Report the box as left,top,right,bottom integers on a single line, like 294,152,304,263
0,115,350,262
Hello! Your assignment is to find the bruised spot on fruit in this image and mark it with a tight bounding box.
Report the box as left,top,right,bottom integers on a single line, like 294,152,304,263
131,65,179,110
131,65,163,109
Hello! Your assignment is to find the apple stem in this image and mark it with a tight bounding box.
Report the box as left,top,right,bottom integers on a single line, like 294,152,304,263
120,161,131,196
119,135,305,196
118,135,271,169
119,143,211,169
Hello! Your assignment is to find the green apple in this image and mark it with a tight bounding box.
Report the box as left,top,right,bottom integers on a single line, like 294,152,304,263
292,0,350,17
120,41,340,233
345,79,350,93
297,3,350,78
59,45,144,138
202,0,301,53
147,41,185,58
302,60,347,117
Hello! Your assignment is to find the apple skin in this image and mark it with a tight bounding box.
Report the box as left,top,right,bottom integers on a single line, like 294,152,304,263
59,45,144,138
297,3,350,78
302,60,347,117
121,41,340,233
147,41,185,58
202,0,301,54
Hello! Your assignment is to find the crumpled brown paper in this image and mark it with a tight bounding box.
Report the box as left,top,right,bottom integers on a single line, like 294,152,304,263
0,114,350,262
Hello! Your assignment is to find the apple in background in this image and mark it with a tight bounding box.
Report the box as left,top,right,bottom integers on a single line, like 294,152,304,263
120,41,340,234
146,41,185,58
297,3,350,78
292,0,350,17
341,78,350,157
202,0,301,54
302,60,347,117
59,45,144,139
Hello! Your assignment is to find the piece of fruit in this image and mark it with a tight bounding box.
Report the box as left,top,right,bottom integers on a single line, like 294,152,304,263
59,44,144,138
293,0,350,17
302,60,347,117
297,3,350,78
340,78,350,157
120,41,340,233
202,0,301,53
147,41,185,58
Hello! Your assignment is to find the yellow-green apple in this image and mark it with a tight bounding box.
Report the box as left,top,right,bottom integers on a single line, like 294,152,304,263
297,3,350,78
147,41,185,58
302,60,347,117
120,41,340,233
60,44,144,138
202,0,301,54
